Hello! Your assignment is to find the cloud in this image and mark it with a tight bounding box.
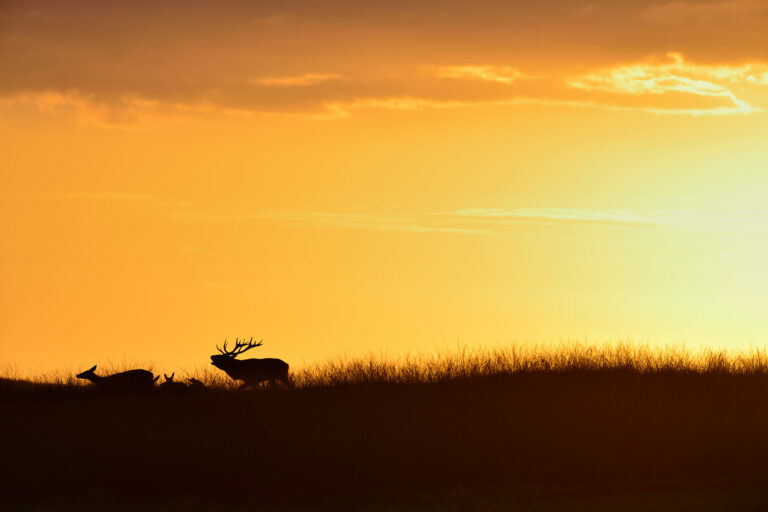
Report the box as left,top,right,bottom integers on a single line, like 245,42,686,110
4,50,766,126
1,0,766,130
170,211,490,235
1,92,201,129
169,208,768,236
56,192,153,201
454,208,663,228
250,73,343,86
57,194,765,236
573,3,600,17
301,52,768,118
1,1,766,126
434,66,525,84
316,96,610,119
641,0,767,25
746,71,768,85
568,53,767,115
455,208,768,234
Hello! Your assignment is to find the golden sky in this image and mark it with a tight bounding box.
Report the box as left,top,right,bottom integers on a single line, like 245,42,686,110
2,0,768,374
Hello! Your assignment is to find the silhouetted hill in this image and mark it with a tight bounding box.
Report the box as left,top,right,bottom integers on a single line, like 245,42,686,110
4,345,768,510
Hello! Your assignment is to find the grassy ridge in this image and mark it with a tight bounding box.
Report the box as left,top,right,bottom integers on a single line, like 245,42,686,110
4,343,768,510
9,342,768,388
292,342,768,386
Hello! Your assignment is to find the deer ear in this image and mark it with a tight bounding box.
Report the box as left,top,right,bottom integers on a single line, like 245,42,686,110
89,365,97,372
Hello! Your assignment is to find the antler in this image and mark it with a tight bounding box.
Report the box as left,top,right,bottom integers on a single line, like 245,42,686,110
216,337,263,357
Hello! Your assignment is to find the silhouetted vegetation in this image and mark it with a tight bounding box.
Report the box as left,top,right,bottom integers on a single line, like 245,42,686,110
4,344,768,511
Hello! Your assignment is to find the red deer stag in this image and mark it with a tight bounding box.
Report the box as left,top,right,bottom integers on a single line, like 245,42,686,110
76,365,159,391
210,338,290,389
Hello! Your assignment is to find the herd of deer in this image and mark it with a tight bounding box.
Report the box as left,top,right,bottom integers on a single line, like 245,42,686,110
76,338,290,391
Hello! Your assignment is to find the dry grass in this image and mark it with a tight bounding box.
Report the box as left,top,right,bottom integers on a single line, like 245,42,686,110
6,342,768,510
7,342,768,390
288,342,768,388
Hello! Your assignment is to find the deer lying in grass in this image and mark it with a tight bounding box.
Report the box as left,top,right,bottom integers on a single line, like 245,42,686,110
187,378,207,391
76,365,158,391
159,373,188,392
210,338,290,389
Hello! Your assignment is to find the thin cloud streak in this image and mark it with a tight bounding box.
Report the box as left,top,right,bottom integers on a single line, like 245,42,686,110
641,0,768,25
457,208,768,234
250,73,343,86
433,66,526,84
170,208,768,236
56,192,153,201
573,3,601,18
170,211,491,235
454,208,664,228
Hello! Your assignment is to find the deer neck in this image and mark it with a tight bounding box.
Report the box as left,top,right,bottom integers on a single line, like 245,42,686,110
87,373,104,384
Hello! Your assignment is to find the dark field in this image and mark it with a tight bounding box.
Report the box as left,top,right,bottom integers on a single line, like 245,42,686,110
4,345,768,511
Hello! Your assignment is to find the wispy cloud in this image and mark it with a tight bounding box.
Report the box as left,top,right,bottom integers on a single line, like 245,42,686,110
56,192,153,201
0,92,202,129
250,73,343,86
171,211,490,235
456,208,768,234
454,208,664,228
170,208,768,236
568,53,767,115
641,0,767,25
3,52,766,126
47,195,768,236
316,96,594,120
434,66,525,84
573,3,600,18
54,191,190,211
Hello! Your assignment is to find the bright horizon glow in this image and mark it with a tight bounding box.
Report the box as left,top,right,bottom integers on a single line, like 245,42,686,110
2,0,768,376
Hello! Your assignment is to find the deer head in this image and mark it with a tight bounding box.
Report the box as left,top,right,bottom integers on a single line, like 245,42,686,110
76,365,99,382
159,372,187,390
210,337,263,369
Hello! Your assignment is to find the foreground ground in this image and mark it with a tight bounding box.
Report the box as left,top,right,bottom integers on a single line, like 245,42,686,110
4,345,768,510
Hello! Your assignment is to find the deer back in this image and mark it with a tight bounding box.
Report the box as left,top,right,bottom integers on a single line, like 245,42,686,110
101,369,157,389
213,357,288,382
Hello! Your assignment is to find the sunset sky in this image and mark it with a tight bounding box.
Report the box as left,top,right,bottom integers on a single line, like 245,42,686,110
2,0,768,374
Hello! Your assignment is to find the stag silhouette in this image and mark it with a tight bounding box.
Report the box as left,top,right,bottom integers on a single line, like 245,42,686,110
210,338,290,389
76,365,158,391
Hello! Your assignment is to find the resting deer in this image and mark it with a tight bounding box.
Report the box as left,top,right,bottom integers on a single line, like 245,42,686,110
187,378,208,391
76,365,159,391
159,373,188,392
210,337,290,389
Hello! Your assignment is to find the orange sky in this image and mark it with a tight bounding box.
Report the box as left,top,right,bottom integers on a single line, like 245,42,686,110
2,0,768,375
